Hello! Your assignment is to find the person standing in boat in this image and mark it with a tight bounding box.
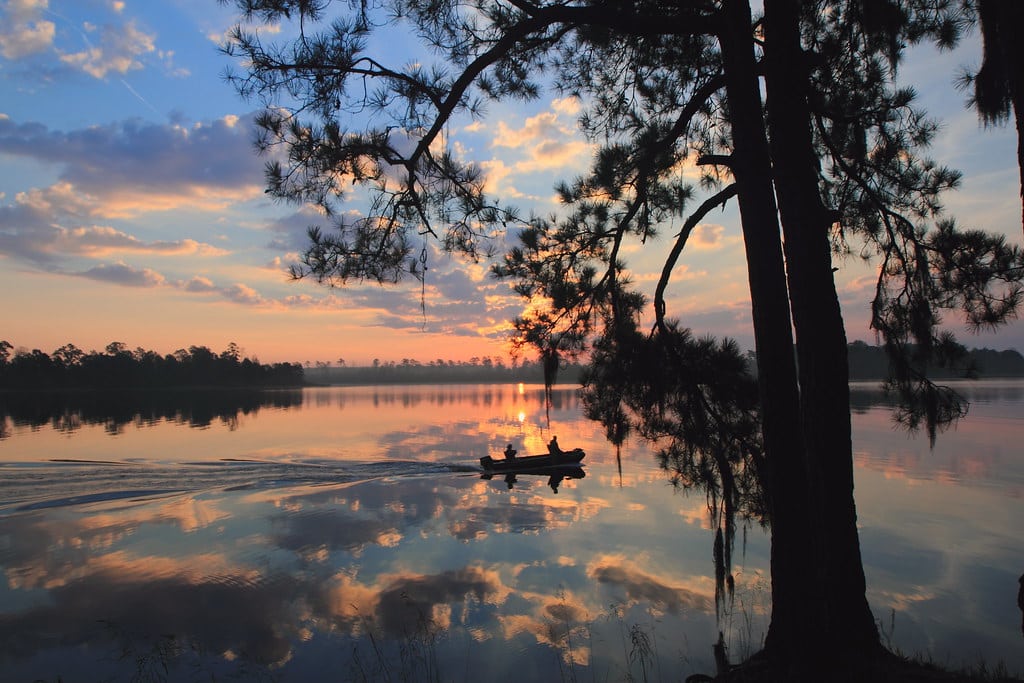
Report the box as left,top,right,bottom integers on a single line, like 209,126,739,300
503,443,517,461
547,436,563,456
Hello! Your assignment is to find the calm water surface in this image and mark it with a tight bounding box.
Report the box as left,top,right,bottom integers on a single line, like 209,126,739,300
0,382,1021,681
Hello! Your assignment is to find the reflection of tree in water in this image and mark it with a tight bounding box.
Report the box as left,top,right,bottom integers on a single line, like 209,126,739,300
0,389,305,437
581,316,767,618
581,313,1003,629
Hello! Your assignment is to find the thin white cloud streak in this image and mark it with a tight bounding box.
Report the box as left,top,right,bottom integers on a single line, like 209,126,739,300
119,78,162,117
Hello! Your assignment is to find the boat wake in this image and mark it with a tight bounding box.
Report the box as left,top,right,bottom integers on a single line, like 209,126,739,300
0,459,478,514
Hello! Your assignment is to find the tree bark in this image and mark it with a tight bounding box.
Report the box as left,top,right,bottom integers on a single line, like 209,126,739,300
717,0,825,667
762,0,881,659
1007,9,1024,233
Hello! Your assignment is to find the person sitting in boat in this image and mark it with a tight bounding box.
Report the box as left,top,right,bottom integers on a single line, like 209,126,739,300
503,443,517,460
547,436,563,456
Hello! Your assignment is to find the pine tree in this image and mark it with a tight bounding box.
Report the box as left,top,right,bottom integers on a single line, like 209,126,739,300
220,0,1024,675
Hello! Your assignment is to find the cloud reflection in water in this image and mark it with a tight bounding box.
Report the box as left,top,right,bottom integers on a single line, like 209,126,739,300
0,382,1021,680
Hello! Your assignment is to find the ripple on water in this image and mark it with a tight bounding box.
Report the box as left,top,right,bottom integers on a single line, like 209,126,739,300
0,459,476,514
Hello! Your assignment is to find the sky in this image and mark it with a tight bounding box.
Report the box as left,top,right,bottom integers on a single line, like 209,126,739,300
1,0,1022,365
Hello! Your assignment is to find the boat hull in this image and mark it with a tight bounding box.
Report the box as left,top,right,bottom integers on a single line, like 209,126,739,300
480,448,585,471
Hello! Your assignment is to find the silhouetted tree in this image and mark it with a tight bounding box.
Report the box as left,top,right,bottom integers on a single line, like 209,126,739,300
219,0,1024,676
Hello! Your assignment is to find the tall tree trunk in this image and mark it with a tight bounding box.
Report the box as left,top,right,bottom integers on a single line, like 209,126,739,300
1005,7,1024,232
762,0,881,659
717,0,825,668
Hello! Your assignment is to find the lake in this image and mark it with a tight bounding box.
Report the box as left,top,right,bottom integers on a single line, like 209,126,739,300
0,381,1022,681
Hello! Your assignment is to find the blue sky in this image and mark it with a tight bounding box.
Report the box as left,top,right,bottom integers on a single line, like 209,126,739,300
1,0,1022,364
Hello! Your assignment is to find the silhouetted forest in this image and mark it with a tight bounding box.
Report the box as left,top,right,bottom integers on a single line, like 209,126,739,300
845,340,1024,380
738,342,1024,380
0,341,304,390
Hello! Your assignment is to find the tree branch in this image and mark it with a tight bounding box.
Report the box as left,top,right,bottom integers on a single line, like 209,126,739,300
654,184,739,332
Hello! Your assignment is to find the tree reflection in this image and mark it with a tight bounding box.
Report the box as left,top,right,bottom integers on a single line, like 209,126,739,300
0,389,304,437
581,316,767,616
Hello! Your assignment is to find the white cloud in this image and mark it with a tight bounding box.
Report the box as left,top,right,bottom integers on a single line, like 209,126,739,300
513,139,592,173
59,20,155,78
157,48,190,78
0,0,56,59
551,97,581,116
479,159,519,197
493,111,570,149
484,101,594,191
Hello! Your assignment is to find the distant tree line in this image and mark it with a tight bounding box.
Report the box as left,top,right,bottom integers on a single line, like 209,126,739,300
4,339,1019,391
844,341,1024,380
306,343,1024,386
0,341,304,390
304,356,589,385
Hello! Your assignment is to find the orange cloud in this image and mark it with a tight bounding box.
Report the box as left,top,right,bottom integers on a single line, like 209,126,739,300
95,185,265,219
691,223,726,249
14,179,262,222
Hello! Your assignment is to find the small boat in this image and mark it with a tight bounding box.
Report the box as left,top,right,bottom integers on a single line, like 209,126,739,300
480,448,585,471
